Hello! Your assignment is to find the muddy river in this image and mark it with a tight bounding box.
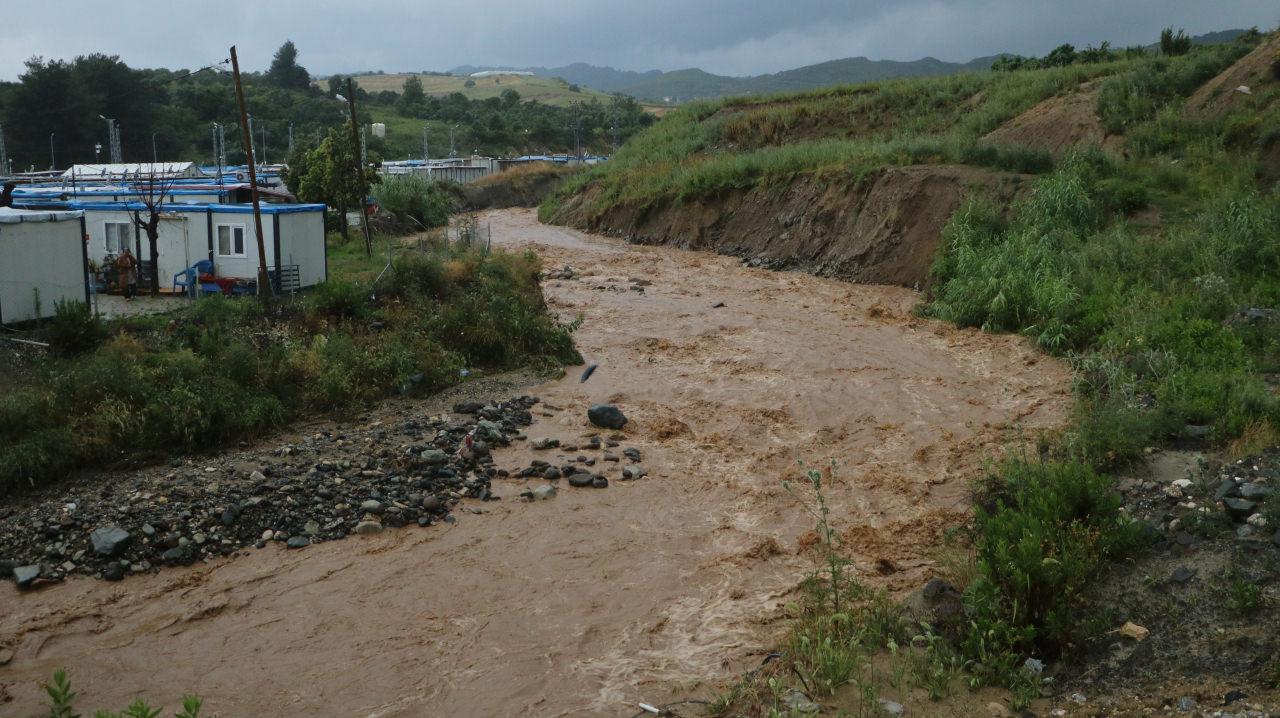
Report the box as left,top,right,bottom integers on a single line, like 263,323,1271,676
0,209,1069,716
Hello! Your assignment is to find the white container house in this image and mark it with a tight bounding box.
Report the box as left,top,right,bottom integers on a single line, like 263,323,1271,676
0,207,88,323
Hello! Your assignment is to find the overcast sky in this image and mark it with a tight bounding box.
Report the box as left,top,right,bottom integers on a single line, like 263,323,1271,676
3,0,1277,81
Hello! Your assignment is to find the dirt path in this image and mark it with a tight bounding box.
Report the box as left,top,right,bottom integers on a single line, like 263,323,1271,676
0,209,1070,717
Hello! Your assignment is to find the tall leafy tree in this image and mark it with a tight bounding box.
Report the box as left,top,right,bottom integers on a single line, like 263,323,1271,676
266,40,312,91
286,123,378,240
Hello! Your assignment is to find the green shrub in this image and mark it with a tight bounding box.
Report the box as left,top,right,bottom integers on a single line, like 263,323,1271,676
306,280,371,319
46,300,106,356
963,460,1147,669
373,173,460,229
1094,176,1149,215
42,669,203,718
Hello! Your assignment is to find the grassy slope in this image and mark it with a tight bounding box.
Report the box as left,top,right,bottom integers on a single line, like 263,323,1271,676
551,32,1280,712
340,72,614,106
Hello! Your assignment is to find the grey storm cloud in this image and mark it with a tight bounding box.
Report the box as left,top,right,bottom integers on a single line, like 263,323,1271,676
1,0,1277,81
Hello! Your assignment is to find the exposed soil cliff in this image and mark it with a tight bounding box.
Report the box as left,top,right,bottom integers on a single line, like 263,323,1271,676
553,165,1027,288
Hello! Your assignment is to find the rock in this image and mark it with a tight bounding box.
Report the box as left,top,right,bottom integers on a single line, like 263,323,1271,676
220,508,240,526
622,464,647,480
1238,482,1272,500
249,470,267,482
303,520,320,536
262,529,275,541
1183,424,1211,438
422,495,444,513
1223,497,1257,521
1247,513,1268,528
602,452,619,462
1170,566,1197,584
1272,528,1280,547
592,476,609,489
623,447,641,462
783,691,820,714
1023,657,1044,676
587,404,628,430
543,467,562,480
567,473,595,488
102,562,125,581
532,437,560,450
453,401,484,414
1177,696,1196,711
1118,621,1148,641
90,525,132,556
419,449,449,466
286,536,310,549
530,485,557,500
353,520,383,536
360,499,385,514
986,702,1013,717
922,578,957,599
13,565,40,587
877,699,904,716
1214,479,1239,501
1069,693,1087,704
1224,689,1248,705
160,547,185,564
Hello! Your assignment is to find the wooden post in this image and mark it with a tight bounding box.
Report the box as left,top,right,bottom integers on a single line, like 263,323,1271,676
230,45,273,300
346,78,374,258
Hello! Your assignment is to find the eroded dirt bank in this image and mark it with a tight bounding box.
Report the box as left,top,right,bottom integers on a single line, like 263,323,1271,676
552,165,1027,288
0,208,1069,717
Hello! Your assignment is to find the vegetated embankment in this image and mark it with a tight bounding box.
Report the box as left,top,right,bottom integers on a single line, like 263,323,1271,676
461,162,578,210
556,164,1026,287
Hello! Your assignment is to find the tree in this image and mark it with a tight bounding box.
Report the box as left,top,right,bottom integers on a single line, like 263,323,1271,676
397,76,425,116
288,123,379,241
1160,28,1191,56
266,41,312,90
463,79,476,88
500,88,521,108
131,170,177,296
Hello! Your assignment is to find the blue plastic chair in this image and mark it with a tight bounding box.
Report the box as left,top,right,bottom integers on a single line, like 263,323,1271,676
174,260,216,297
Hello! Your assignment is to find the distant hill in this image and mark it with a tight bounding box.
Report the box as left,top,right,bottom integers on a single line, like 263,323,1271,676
447,28,1254,103
451,63,660,92
335,72,614,107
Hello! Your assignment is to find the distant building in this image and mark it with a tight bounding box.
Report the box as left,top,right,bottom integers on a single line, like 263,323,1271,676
469,70,535,78
63,162,206,181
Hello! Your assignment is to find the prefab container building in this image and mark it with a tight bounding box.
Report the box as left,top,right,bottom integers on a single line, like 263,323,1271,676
0,207,88,323
72,202,328,292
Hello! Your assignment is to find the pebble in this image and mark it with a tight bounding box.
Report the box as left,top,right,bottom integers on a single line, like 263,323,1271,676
622,464,647,480
877,699,904,716
286,536,310,549
353,520,383,536
360,500,385,514
89,525,131,557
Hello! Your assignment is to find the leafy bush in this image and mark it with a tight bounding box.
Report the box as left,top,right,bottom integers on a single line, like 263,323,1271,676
1159,28,1191,57
963,460,1147,669
305,279,371,319
46,300,106,356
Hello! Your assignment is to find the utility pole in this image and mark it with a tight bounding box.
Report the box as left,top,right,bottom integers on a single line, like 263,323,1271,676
230,45,273,301
422,126,429,163
449,125,456,158
49,132,55,171
345,77,374,258
261,121,268,166
152,133,158,164
0,125,7,178
288,123,294,156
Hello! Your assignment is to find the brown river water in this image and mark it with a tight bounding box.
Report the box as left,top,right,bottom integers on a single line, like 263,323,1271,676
0,209,1069,717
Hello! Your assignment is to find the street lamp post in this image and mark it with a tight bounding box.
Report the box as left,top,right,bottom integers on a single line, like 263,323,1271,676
48,132,55,171
152,133,158,164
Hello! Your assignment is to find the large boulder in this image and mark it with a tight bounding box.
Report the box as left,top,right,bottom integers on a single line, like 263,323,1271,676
588,404,628,430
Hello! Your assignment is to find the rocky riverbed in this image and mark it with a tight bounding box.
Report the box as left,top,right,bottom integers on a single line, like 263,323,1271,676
0,394,648,589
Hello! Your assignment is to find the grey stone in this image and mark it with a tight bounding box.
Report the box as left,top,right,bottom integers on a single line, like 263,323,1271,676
360,499,385,514
353,520,383,536
623,447,642,462
1170,566,1197,584
419,449,449,466
1238,482,1272,500
303,520,320,536
1223,497,1257,520
567,473,594,488
90,525,131,556
1023,657,1044,676
622,464,647,480
877,699,904,716
13,565,40,587
286,536,310,549
1177,696,1196,711
161,547,185,564
587,404,628,430
1214,479,1239,501
531,485,557,500
543,467,562,480
784,691,820,714
592,476,609,488
532,437,559,450
1183,424,1211,438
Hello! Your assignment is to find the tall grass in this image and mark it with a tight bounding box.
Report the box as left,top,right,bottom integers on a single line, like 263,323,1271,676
373,174,461,229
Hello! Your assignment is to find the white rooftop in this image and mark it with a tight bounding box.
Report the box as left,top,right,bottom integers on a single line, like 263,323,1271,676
62,163,206,180
0,207,84,224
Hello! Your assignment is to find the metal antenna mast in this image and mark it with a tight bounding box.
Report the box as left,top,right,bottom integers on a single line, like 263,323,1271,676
0,125,7,177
